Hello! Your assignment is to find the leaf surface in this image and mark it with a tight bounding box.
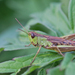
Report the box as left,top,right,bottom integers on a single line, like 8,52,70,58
0,52,63,74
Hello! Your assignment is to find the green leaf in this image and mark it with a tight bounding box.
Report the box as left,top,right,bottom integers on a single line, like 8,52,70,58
0,36,35,51
68,0,75,32
48,66,65,75
28,19,61,36
61,0,70,16
37,63,55,75
3,44,35,51
30,3,70,36
65,62,75,75
11,72,18,75
37,68,46,75
22,66,40,75
0,51,63,74
0,31,47,51
0,48,4,52
60,52,73,70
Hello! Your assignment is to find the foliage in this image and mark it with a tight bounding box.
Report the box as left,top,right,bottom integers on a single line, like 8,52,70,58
0,0,75,75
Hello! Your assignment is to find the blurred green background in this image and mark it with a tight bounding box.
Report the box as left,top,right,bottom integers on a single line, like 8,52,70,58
0,0,70,69
0,0,71,75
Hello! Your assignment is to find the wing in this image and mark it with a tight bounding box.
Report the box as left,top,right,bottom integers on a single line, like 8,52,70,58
61,34,75,41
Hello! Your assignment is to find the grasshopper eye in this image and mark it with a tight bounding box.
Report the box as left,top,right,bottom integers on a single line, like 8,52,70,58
31,33,35,38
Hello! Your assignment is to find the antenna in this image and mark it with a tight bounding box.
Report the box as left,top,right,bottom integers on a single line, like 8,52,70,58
18,28,27,33
15,18,28,34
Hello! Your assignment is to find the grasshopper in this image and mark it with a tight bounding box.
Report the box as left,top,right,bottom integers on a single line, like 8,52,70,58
15,18,75,65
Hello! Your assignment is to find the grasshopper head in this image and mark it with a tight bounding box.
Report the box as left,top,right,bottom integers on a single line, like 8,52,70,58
15,18,38,45
28,31,38,45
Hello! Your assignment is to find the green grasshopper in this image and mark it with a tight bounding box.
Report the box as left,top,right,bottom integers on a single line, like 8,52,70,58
15,18,75,65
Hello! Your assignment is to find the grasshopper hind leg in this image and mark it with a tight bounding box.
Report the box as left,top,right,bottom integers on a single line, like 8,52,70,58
46,46,64,57
56,47,64,57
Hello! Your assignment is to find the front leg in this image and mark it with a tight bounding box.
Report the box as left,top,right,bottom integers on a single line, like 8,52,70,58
25,43,32,47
